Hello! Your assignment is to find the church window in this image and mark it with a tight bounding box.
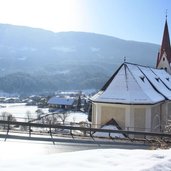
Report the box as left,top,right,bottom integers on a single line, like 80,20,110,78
155,78,159,82
163,57,165,61
152,114,160,132
140,76,145,82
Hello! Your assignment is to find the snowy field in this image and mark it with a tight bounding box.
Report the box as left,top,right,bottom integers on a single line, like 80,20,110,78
0,103,40,118
0,103,88,123
0,140,171,171
0,103,171,170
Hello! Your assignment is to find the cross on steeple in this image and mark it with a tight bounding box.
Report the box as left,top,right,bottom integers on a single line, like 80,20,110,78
166,9,168,19
124,56,126,62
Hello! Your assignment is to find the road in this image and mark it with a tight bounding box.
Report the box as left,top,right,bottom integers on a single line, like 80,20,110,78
0,132,150,154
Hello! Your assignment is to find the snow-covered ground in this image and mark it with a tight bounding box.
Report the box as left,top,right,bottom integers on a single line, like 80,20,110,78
0,103,39,118
0,103,88,123
66,112,88,123
0,140,171,171
0,103,171,170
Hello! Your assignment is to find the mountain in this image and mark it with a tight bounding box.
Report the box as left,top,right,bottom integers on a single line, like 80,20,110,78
0,24,160,95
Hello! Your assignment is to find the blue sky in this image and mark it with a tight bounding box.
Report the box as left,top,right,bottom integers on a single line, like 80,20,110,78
82,0,171,44
0,0,170,44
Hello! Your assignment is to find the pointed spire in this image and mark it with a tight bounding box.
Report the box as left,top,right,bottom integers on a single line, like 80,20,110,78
156,14,171,73
160,16,171,63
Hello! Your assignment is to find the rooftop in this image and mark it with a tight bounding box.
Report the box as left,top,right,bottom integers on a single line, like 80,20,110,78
48,97,75,106
91,62,171,105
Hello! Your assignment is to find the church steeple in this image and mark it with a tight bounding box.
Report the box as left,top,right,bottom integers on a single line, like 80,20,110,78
156,15,171,74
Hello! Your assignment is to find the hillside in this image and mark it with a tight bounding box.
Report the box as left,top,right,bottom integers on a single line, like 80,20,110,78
0,24,160,95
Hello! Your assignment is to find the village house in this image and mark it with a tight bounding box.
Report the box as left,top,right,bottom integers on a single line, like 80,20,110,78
90,16,171,133
48,96,76,112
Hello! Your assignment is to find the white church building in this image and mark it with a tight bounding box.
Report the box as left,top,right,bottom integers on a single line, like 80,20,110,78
90,17,171,133
90,62,171,132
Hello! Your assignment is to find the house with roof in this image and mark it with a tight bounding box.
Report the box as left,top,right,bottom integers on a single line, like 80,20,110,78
90,17,171,133
48,96,76,111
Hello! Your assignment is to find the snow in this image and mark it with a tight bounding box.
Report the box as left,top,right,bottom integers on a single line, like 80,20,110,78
91,63,171,104
0,140,171,171
93,125,125,138
0,104,171,170
0,103,38,118
0,103,88,124
48,97,75,105
151,68,171,90
91,64,164,104
66,112,88,123
127,64,165,102
139,66,171,100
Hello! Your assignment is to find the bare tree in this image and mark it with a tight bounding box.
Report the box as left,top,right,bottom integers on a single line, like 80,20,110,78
1,112,16,121
56,112,69,125
1,112,9,121
36,109,44,119
0,112,16,129
25,110,32,122
20,111,32,131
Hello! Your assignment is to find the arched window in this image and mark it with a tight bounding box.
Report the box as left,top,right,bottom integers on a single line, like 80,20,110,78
152,114,160,132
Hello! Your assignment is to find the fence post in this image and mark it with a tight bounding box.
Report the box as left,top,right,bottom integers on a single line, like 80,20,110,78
29,124,32,137
49,120,52,136
89,124,92,136
49,120,55,145
4,116,10,141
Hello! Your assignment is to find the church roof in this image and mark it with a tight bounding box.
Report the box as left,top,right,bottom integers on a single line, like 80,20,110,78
156,19,171,66
91,62,171,105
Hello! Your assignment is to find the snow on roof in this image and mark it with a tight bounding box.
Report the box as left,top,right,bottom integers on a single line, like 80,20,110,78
91,62,170,104
48,97,75,106
93,119,125,138
151,68,171,90
93,125,125,138
139,66,171,100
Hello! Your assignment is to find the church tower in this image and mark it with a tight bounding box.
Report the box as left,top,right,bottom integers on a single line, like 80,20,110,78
156,15,171,74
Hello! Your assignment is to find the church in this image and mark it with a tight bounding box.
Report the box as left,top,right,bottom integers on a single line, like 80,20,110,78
90,16,171,133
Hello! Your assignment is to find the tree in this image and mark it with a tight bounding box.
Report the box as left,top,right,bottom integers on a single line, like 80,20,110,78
56,112,69,125
36,109,44,119
1,112,16,121
20,111,32,131
76,95,82,111
25,110,32,122
0,112,16,129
